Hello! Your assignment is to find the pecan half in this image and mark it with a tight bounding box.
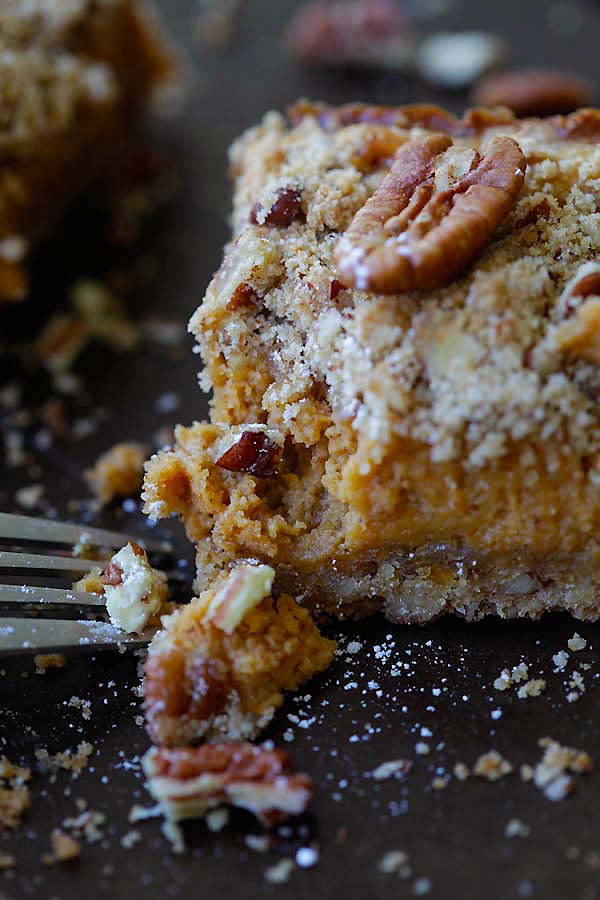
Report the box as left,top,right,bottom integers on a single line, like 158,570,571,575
250,188,304,227
334,132,526,294
555,263,600,363
215,430,282,477
472,67,594,118
143,743,313,827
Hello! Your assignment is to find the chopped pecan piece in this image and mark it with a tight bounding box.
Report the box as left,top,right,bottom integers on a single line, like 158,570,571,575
228,282,258,310
250,188,304,227
473,67,594,117
334,132,526,294
143,743,313,827
215,430,282,477
207,564,275,633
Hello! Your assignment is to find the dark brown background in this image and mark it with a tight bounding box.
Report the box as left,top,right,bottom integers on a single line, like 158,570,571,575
3,1,600,898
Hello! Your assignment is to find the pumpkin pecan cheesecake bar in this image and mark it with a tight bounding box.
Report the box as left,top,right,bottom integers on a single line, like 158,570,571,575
145,102,600,623
0,0,173,303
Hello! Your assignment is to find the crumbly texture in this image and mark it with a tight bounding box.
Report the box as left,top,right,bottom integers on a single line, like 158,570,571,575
0,756,31,831
0,0,173,302
144,566,337,746
85,441,149,505
144,102,600,623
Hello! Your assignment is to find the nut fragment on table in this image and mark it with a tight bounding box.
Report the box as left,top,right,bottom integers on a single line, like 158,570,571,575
472,67,594,117
143,743,313,827
334,132,526,293
285,0,413,69
144,564,337,746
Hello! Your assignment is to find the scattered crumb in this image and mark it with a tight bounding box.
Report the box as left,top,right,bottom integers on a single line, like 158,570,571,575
42,829,81,865
473,750,513,781
120,829,142,850
14,483,45,510
533,737,592,801
0,851,15,870
85,441,149,505
205,807,229,833
264,858,295,884
371,759,412,781
552,650,569,670
378,850,409,875
68,697,92,720
415,742,430,756
34,653,66,675
504,818,531,838
63,809,106,844
453,762,471,782
567,633,587,652
517,678,546,699
245,833,270,853
0,757,31,832
35,742,93,779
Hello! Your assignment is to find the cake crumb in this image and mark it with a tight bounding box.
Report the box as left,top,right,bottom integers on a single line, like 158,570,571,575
34,653,65,675
453,762,471,782
415,742,430,756
120,830,142,850
378,850,409,874
532,737,592,801
473,750,513,781
85,441,149,505
0,851,15,870
35,742,93,779
68,697,92,720
567,633,587,652
372,759,412,780
245,833,270,853
264,858,295,884
517,678,546,699
206,807,229,832
0,757,31,832
42,829,81,865
552,650,569,670
504,818,531,838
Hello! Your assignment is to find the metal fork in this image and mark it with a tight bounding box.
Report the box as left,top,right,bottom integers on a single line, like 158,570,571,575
0,512,172,655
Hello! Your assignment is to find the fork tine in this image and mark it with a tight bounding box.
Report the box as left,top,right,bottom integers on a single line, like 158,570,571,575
0,513,171,554
0,618,154,654
0,584,105,608
0,551,103,574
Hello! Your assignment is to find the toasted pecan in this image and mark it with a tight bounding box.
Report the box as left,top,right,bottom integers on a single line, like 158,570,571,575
215,430,282,477
473,67,594,118
143,743,313,827
334,132,526,294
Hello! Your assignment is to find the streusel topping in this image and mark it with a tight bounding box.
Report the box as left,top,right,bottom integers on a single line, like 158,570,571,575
193,105,600,470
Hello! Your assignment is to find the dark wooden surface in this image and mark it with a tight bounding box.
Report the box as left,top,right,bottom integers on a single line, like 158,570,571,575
3,1,600,898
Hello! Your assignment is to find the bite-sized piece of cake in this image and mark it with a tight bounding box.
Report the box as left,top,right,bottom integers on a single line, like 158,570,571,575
75,541,170,633
85,441,149,506
143,743,313,828
144,563,337,746
0,0,174,303
144,102,600,624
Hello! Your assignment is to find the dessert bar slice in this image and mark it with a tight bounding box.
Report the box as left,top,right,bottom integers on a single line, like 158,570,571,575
145,102,600,623
0,0,174,303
